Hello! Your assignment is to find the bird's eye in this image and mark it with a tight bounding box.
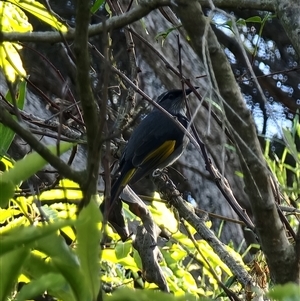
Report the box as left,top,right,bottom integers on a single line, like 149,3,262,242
168,93,175,99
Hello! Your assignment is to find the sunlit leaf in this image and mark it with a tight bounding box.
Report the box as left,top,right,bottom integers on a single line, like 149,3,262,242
0,207,21,222
0,2,32,81
15,273,75,301
1,142,73,186
0,142,74,207
0,220,73,256
75,196,102,300
8,0,67,31
115,240,132,260
150,193,178,233
0,42,26,82
34,231,88,301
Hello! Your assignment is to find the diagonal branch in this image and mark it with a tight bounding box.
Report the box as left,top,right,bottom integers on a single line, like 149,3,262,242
1,0,172,43
199,0,275,11
0,105,82,184
152,171,262,295
73,0,101,203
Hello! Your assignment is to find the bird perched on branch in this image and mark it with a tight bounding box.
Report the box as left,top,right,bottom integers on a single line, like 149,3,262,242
102,88,195,240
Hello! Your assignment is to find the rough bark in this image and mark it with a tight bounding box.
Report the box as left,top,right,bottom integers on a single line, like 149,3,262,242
275,0,300,57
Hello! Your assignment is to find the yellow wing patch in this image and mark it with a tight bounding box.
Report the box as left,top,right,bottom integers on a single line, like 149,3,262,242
142,140,176,165
121,168,136,186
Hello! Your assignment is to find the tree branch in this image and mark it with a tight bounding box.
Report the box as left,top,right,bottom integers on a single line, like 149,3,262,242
152,171,263,296
73,0,101,202
199,0,275,11
0,0,276,45
1,0,171,43
0,105,82,184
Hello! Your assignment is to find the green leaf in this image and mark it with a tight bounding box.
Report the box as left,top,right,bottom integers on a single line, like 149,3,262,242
115,240,132,260
282,128,300,165
0,247,30,301
245,16,262,23
75,196,102,300
22,252,75,301
0,142,74,207
0,180,15,207
268,283,300,301
23,251,58,279
0,81,27,153
91,0,105,14
2,142,74,185
0,144,72,198
34,231,88,301
155,25,182,44
235,18,246,26
0,2,32,81
0,220,73,256
15,273,75,301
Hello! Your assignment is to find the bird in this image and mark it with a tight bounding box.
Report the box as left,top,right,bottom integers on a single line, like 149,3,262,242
102,88,195,240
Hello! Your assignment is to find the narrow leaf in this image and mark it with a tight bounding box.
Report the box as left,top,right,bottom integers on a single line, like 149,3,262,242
91,0,105,14
0,220,73,256
282,128,300,164
75,196,102,299
22,252,75,301
34,232,88,301
245,16,262,23
0,247,30,301
2,142,74,185
0,81,27,154
15,273,75,301
0,180,15,207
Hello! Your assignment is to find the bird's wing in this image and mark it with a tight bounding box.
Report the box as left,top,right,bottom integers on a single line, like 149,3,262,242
122,111,184,183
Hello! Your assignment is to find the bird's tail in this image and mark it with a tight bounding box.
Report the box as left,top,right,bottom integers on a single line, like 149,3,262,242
101,167,135,241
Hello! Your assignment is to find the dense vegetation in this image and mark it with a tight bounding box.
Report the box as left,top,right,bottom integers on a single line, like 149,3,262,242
0,0,299,300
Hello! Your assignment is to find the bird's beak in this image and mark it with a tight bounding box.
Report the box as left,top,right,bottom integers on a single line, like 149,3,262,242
185,86,199,95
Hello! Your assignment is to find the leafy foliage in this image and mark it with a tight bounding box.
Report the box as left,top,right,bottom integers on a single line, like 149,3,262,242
0,154,248,300
0,2,31,82
0,0,67,82
264,116,300,204
268,283,300,301
0,154,102,300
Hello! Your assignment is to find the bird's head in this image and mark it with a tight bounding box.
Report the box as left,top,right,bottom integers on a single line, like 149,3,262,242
156,88,196,115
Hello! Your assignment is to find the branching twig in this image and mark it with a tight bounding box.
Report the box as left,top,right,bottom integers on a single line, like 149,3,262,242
73,0,101,205
152,170,263,297
1,0,172,43
0,105,82,184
